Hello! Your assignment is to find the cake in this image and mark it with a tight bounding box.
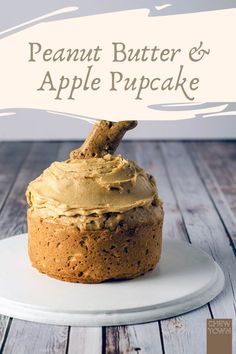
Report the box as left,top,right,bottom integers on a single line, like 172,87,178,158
26,121,164,283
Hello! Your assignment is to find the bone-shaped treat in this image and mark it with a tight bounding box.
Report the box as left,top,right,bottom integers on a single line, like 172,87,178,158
70,120,137,159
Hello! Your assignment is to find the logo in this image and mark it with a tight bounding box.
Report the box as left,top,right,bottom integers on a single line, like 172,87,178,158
207,319,232,354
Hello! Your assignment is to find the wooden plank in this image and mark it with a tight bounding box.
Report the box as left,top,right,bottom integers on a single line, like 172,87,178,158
0,142,31,211
206,142,236,184
2,320,68,354
160,311,210,354
160,142,236,349
187,142,236,249
0,142,71,354
0,142,59,239
0,317,10,350
68,327,102,354
199,142,236,216
0,142,31,348
130,141,211,354
106,323,163,354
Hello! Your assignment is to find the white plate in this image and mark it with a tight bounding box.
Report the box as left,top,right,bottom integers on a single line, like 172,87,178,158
0,234,224,326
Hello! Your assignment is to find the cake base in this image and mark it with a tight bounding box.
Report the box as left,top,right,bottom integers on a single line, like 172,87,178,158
27,208,163,283
0,234,224,326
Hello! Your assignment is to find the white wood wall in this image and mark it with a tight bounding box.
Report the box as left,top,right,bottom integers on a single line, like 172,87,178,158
0,113,235,140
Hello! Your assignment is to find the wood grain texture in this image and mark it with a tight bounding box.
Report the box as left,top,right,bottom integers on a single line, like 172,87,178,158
68,327,102,354
0,142,31,213
0,317,10,350
207,142,236,184
106,323,163,354
187,142,236,250
0,141,235,354
2,320,68,354
0,143,32,348
160,142,236,349
0,142,59,239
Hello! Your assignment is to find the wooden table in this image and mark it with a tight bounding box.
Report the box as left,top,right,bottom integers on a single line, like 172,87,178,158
0,141,235,354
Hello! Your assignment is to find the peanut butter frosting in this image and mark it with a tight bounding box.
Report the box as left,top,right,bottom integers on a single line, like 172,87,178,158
27,153,159,211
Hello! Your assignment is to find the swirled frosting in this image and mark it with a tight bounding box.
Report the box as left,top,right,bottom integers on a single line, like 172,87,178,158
26,154,159,219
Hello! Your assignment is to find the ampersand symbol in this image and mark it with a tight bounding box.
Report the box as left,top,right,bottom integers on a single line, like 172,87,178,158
189,41,210,62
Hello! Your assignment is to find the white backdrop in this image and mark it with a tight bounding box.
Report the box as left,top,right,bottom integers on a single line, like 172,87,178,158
1,112,236,140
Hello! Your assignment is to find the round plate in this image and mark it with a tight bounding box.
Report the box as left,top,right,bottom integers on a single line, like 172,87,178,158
0,234,224,326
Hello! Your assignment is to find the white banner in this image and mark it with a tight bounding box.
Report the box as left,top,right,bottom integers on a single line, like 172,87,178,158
0,8,235,121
